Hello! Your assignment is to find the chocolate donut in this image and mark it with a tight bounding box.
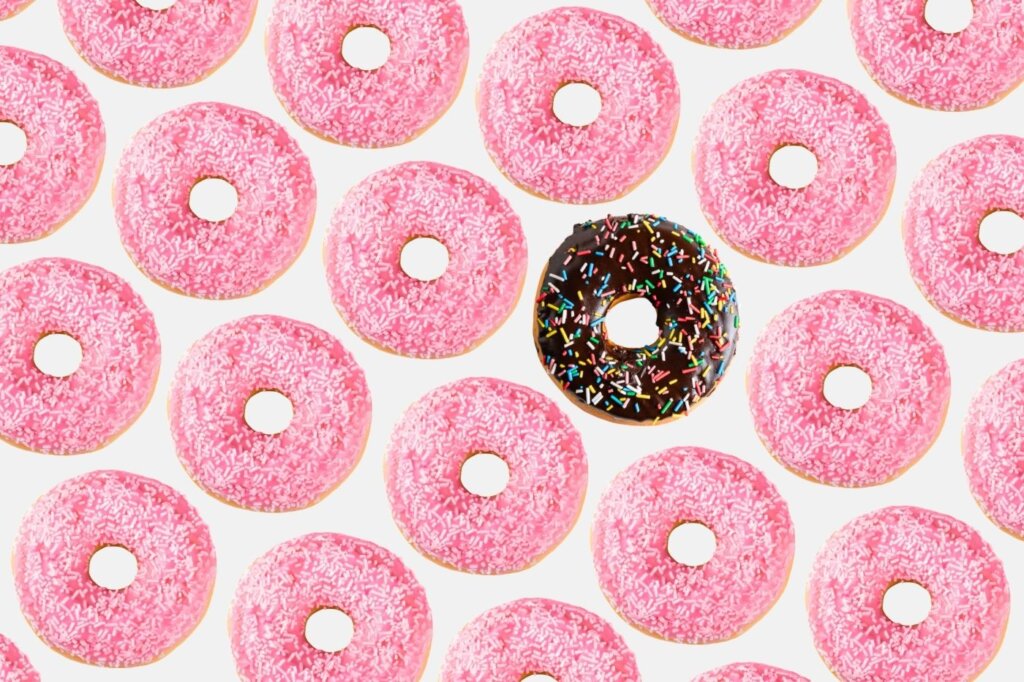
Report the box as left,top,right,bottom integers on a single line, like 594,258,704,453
535,214,739,424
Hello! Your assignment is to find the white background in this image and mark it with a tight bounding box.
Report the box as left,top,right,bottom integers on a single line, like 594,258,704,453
1,0,1023,679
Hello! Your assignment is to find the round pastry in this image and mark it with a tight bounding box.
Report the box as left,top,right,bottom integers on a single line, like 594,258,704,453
692,663,808,682
694,69,896,266
326,161,527,358
646,0,820,48
963,358,1024,537
535,214,739,424
266,0,468,147
57,0,256,87
0,635,39,681
0,0,32,19
0,258,160,455
807,506,1010,681
903,135,1024,330
229,533,431,682
478,7,679,203
385,377,587,574
114,101,316,299
170,315,371,512
441,598,639,681
13,470,216,667
0,46,104,243
747,290,949,486
591,447,794,643
848,0,1024,110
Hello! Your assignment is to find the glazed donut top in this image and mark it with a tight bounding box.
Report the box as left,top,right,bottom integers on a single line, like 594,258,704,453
691,662,808,682
0,635,38,682
535,214,739,423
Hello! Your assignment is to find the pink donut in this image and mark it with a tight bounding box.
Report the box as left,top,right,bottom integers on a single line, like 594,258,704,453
591,447,794,643
807,506,1010,681
13,470,216,667
694,69,896,266
849,0,1024,110
903,135,1024,331
441,598,639,681
0,0,32,19
0,258,160,455
0,46,104,243
266,0,468,147
748,290,950,486
692,663,808,682
385,377,586,574
229,532,431,682
478,7,679,204
0,636,38,681
963,358,1024,538
114,101,316,299
325,161,527,358
169,315,371,512
57,0,256,87
646,0,820,48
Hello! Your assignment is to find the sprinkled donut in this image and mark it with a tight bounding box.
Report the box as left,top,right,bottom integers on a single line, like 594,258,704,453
57,0,256,87
694,69,896,266
170,315,371,512
0,635,38,681
0,0,32,19
229,532,431,682
114,101,316,299
535,214,739,424
441,598,639,681
13,470,216,667
848,0,1024,110
807,506,1010,681
326,161,527,358
0,258,160,455
0,46,104,243
385,377,586,574
266,0,468,147
646,0,820,48
592,447,794,643
903,135,1024,330
478,7,679,203
692,663,808,682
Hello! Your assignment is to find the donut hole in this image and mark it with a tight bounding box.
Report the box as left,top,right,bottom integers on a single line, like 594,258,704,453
604,297,659,348
552,82,602,128
0,121,27,166
135,0,176,9
244,390,294,435
88,545,138,590
823,365,873,410
304,607,354,653
883,581,932,626
33,332,83,378
978,210,1024,255
522,675,558,682
400,236,449,282
924,0,973,34
460,452,510,498
769,144,818,190
189,177,238,223
667,522,717,567
341,26,391,71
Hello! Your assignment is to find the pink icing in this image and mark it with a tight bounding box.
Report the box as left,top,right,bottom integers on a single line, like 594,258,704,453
849,0,1024,110
169,315,372,512
0,0,32,19
229,532,431,682
963,358,1024,538
646,0,820,48
807,506,1010,681
325,161,527,358
266,0,468,147
748,290,949,486
57,0,256,87
13,470,216,667
691,663,809,682
694,69,896,266
0,636,39,682
385,377,587,574
903,135,1024,331
591,447,794,643
114,101,316,299
441,598,639,681
477,7,680,204
0,258,160,455
0,46,104,243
